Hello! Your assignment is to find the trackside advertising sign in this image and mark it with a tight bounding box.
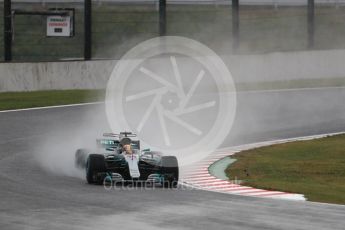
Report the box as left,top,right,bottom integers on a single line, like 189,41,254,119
47,16,72,37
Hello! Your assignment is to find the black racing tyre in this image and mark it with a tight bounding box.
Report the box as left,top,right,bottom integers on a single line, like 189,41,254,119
86,154,106,184
161,156,179,188
75,149,89,169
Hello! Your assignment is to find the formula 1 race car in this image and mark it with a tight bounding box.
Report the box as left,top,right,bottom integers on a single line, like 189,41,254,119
75,132,179,187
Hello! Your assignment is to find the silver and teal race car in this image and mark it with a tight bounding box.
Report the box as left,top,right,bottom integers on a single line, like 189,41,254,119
75,132,179,187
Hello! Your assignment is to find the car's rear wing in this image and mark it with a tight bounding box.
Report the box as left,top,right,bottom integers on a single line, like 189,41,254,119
103,133,119,138
103,132,137,138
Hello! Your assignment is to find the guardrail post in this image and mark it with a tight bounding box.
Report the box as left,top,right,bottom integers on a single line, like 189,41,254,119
159,0,166,36
308,0,315,49
84,0,92,60
4,0,12,62
232,0,239,51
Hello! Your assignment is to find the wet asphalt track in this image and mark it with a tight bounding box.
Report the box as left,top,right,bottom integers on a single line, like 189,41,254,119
1,87,345,230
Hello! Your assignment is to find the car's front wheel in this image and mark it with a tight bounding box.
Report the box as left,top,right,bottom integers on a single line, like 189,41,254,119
160,156,179,188
86,154,106,184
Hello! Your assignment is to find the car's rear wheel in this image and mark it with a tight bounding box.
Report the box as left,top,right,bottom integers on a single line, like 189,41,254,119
160,156,179,188
86,154,106,184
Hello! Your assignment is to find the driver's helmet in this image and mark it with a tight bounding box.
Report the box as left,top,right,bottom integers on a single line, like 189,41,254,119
119,137,132,154
122,144,133,155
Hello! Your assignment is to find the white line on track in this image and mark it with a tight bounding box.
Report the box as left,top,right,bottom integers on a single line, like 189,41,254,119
0,102,104,113
238,85,345,94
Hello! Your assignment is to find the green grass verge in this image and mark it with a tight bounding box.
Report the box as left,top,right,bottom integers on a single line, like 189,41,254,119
0,90,104,111
225,134,345,205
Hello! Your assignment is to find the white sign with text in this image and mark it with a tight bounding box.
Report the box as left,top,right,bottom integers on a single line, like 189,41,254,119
47,16,71,37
